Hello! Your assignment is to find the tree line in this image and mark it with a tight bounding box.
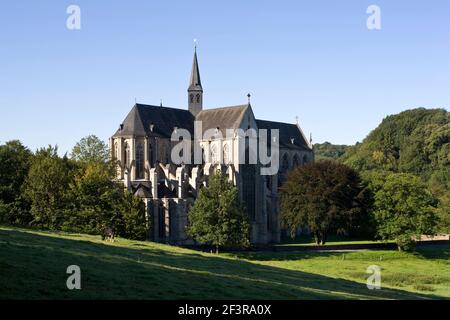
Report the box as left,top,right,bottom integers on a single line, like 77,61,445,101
0,136,147,240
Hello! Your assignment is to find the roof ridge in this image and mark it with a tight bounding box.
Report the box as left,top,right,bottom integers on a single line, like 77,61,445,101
135,103,190,112
256,118,296,126
200,104,248,112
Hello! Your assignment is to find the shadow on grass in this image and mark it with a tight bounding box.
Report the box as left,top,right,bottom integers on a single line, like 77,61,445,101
227,250,341,261
0,228,445,300
414,244,450,261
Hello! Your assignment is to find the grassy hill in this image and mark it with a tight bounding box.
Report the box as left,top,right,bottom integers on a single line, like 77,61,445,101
1,226,449,299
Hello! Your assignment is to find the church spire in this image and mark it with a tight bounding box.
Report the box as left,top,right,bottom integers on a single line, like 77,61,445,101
188,47,203,116
189,48,202,90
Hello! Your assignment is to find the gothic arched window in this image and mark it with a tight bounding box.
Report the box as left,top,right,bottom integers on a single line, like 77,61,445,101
124,142,130,168
136,143,144,179
113,140,118,160
281,154,289,171
148,143,153,167
293,154,300,167
279,153,290,187
201,147,206,164
190,94,194,103
196,93,200,103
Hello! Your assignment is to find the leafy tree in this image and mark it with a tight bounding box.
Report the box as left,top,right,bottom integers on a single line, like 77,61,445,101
280,160,371,245
71,135,109,164
63,162,124,235
117,191,149,240
187,172,250,253
24,146,75,229
373,173,437,251
0,140,33,224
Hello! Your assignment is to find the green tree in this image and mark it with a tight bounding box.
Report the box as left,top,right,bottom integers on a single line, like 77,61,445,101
63,162,124,235
116,191,148,240
24,146,75,229
187,172,250,253
373,173,438,251
280,160,371,245
71,135,109,164
0,140,33,225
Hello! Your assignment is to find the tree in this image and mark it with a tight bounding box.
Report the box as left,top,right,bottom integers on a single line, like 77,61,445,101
24,146,75,229
0,140,33,225
373,173,437,251
117,191,148,240
187,172,250,253
63,162,124,235
71,135,109,164
280,160,371,245
313,142,349,160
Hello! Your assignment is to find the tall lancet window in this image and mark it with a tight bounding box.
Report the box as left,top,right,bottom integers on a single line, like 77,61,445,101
113,141,118,160
136,143,144,179
124,142,130,168
293,154,300,167
279,153,290,186
148,143,153,167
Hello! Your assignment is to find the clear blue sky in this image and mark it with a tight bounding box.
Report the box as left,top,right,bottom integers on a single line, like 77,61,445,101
1,0,449,154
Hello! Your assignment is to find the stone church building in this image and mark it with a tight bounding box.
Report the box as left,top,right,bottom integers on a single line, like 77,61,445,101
110,50,314,245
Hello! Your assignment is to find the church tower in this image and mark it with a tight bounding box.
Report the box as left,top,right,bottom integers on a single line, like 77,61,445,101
188,48,203,116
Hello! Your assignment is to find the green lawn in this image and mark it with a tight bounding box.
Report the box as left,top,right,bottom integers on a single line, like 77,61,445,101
0,225,449,299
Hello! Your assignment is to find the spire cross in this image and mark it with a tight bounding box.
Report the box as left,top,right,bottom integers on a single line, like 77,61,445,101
247,93,251,105
295,116,299,125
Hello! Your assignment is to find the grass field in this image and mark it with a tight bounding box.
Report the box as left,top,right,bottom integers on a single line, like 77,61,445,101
0,225,449,299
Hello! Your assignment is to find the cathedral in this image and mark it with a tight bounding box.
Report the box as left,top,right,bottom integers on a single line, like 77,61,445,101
109,49,314,245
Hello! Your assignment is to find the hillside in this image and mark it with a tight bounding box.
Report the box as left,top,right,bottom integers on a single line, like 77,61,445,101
342,108,449,185
1,225,449,299
313,142,350,160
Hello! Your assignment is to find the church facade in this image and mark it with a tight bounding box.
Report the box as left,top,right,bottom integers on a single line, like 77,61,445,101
109,50,314,245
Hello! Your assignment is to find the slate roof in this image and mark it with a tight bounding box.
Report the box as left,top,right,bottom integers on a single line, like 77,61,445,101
113,104,311,152
113,104,195,138
256,119,311,151
195,104,249,135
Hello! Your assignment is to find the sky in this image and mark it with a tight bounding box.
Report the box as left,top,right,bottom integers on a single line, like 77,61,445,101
0,0,449,154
